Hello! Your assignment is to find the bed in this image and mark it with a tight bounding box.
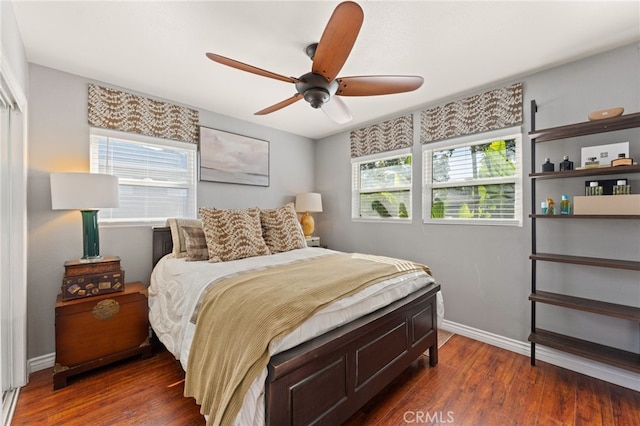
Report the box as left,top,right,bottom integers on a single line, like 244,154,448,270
149,208,442,426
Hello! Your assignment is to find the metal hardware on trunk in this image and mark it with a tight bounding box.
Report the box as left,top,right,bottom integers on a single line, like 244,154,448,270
92,299,120,320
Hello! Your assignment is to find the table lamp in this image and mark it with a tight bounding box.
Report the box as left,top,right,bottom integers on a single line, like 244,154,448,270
50,172,119,261
295,192,323,237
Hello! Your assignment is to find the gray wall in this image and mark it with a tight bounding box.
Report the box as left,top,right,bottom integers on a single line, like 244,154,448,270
26,64,316,359
315,43,640,351
25,44,640,362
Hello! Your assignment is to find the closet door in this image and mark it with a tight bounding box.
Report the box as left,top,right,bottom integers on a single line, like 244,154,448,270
0,96,9,396
0,72,27,402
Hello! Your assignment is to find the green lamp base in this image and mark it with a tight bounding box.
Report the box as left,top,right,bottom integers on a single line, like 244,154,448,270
80,210,102,261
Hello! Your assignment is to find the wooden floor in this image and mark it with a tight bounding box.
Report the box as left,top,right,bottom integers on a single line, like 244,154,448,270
12,334,640,425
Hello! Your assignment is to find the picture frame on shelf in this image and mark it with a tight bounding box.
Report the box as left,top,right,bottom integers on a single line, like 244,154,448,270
199,126,270,187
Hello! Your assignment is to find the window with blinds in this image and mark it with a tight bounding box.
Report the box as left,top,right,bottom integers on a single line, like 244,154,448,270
352,149,412,221
90,128,197,225
423,130,522,226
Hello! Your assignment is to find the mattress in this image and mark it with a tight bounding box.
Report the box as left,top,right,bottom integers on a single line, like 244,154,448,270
149,247,443,425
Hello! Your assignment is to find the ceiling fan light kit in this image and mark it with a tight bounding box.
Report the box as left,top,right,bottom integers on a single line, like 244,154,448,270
205,1,423,123
297,72,339,109
304,88,330,109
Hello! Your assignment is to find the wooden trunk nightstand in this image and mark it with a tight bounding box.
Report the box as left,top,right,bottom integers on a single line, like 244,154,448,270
53,281,152,390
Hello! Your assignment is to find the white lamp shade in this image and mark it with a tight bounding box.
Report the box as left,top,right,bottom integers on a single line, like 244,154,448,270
295,192,323,213
51,173,120,210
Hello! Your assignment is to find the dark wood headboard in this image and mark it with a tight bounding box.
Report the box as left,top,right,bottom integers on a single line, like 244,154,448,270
152,226,173,267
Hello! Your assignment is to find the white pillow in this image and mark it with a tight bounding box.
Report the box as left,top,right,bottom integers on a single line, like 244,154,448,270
165,218,202,258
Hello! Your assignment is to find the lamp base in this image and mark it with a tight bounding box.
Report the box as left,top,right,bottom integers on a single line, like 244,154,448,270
78,256,104,263
80,210,102,260
300,212,315,237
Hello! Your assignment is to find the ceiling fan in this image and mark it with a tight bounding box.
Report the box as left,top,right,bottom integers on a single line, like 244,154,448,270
205,1,423,124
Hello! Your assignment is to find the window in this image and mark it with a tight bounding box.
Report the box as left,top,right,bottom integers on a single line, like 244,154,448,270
352,149,412,221
423,130,522,226
90,128,197,225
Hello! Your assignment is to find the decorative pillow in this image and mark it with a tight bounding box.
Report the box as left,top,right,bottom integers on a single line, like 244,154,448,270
166,218,203,258
260,203,307,253
199,207,271,262
180,226,209,261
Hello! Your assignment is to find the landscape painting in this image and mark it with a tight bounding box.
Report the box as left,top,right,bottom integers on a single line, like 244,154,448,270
199,127,269,186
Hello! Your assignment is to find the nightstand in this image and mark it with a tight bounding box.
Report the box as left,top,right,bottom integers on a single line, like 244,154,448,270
305,236,321,247
53,281,152,390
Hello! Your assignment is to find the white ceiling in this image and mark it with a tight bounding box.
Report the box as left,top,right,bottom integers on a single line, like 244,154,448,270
11,0,640,140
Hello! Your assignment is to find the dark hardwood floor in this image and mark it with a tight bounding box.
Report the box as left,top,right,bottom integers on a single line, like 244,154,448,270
12,334,640,425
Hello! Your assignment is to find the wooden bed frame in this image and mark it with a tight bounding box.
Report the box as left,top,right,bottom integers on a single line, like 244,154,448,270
152,226,440,425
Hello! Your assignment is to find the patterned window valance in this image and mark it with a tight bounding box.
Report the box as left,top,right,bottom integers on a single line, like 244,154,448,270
88,84,199,144
420,82,523,144
350,114,413,158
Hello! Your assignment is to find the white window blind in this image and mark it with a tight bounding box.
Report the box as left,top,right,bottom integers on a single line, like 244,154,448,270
90,128,197,225
423,130,522,226
352,149,412,221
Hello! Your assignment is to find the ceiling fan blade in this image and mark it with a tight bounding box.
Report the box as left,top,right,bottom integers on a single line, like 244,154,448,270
336,75,424,96
255,94,302,115
312,1,363,83
206,53,300,84
321,96,352,124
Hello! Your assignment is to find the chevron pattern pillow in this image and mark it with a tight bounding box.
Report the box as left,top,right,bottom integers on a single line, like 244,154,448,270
200,207,271,262
260,203,307,254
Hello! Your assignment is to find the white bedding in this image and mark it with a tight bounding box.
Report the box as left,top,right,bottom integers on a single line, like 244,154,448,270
149,247,443,425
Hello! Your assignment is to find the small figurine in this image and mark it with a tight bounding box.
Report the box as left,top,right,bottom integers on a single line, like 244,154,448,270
546,198,555,215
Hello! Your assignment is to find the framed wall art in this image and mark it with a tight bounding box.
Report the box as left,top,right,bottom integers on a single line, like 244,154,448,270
199,126,269,186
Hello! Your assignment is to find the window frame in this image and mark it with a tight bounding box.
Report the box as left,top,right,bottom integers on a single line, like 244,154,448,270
89,127,198,227
422,128,523,227
351,148,413,223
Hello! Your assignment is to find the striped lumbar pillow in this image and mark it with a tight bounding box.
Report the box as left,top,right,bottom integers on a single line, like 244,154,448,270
180,226,209,261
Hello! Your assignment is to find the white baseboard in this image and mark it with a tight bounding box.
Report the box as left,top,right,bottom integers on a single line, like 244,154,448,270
2,388,19,426
441,319,640,392
27,352,55,375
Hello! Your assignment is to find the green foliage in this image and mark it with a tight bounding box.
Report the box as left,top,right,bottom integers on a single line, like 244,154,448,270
458,203,473,218
431,198,444,218
398,202,408,218
357,154,412,219
478,140,516,178
371,200,391,217
431,138,516,219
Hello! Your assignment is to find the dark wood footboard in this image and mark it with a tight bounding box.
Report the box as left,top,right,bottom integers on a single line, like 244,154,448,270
266,281,440,426
151,226,440,425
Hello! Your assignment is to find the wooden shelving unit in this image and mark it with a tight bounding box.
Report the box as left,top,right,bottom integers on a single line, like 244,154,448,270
528,100,640,372
530,214,640,219
530,165,640,179
529,253,640,271
529,112,640,142
529,329,640,373
529,290,640,322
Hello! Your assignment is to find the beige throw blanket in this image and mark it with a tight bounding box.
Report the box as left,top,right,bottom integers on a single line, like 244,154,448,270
184,252,432,425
